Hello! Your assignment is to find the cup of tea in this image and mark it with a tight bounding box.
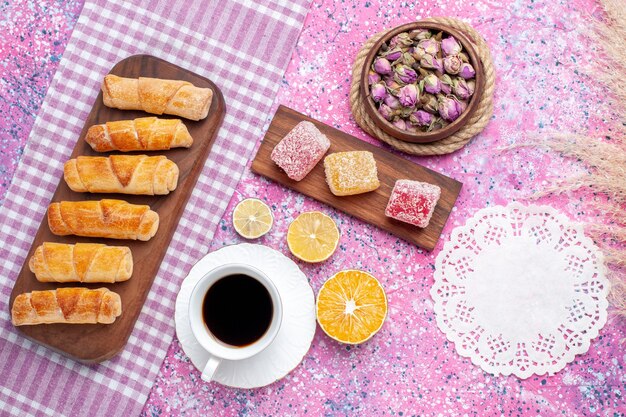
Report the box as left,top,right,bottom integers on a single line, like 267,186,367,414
188,263,282,382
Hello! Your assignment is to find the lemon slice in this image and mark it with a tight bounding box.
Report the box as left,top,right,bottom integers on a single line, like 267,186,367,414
287,211,339,263
232,198,274,239
316,270,387,344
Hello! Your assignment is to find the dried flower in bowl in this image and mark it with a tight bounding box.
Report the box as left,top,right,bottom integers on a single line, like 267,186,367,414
361,22,484,144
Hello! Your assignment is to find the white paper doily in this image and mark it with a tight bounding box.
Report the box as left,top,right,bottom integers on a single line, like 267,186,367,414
431,203,609,378
175,243,316,388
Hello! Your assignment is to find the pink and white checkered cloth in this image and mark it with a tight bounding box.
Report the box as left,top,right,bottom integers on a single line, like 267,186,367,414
0,0,309,415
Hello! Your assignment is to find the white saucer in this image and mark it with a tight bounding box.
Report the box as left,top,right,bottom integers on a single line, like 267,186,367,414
175,243,316,388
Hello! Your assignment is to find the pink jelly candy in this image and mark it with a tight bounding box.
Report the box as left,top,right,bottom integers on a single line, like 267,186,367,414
385,180,441,228
271,121,331,181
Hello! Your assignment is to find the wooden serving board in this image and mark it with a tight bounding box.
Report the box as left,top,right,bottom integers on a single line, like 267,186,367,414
9,55,225,363
251,105,462,251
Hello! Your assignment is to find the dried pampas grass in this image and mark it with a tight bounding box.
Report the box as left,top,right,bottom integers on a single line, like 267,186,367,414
609,280,626,320
587,0,626,114
514,0,626,320
516,133,626,202
514,132,626,269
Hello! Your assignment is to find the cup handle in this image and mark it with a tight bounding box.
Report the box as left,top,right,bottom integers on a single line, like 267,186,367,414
201,356,221,382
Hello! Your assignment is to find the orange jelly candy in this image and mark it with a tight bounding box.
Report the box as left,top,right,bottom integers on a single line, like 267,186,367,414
323,151,380,196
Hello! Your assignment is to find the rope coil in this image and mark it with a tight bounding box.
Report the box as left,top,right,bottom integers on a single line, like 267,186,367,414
350,17,495,156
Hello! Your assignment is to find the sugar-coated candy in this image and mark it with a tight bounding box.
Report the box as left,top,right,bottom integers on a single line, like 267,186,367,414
271,121,330,181
324,151,380,196
385,179,441,228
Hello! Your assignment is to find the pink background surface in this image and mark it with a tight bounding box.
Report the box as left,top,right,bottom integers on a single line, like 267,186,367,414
1,0,624,416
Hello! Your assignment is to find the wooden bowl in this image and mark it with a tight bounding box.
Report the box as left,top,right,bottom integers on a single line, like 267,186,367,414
360,22,484,144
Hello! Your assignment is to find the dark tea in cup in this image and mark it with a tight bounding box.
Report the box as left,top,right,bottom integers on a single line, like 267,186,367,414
189,263,282,382
202,274,273,347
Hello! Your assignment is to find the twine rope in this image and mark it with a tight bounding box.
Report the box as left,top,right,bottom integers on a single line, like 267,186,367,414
350,17,495,155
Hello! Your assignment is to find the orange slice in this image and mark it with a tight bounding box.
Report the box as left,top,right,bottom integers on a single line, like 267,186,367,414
316,270,387,344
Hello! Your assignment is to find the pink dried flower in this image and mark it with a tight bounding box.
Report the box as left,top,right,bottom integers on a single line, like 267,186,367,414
410,46,425,61
438,96,464,122
384,94,401,110
392,118,407,130
439,74,453,94
423,73,442,94
371,82,387,102
458,52,470,63
452,78,472,100
383,75,401,94
389,32,413,50
374,57,392,75
410,110,434,126
459,62,476,79
417,38,439,55
421,54,444,73
441,37,462,56
401,52,416,66
378,103,394,121
443,55,462,75
368,70,381,85
420,93,439,113
395,64,418,84
384,48,403,62
398,84,419,107
467,79,476,96
409,29,432,40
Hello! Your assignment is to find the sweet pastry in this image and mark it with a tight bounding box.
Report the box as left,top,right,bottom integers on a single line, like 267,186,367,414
85,117,193,152
270,121,330,181
64,155,179,195
30,242,133,283
385,179,441,228
12,287,122,325
48,199,159,241
102,75,212,121
324,151,380,196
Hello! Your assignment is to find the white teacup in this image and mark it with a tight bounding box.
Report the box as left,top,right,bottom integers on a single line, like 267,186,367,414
188,263,282,382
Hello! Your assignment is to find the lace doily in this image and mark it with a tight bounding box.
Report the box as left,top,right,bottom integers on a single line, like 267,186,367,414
431,203,609,378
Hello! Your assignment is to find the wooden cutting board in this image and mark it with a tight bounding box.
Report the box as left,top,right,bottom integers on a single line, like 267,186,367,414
9,55,225,363
251,105,462,251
